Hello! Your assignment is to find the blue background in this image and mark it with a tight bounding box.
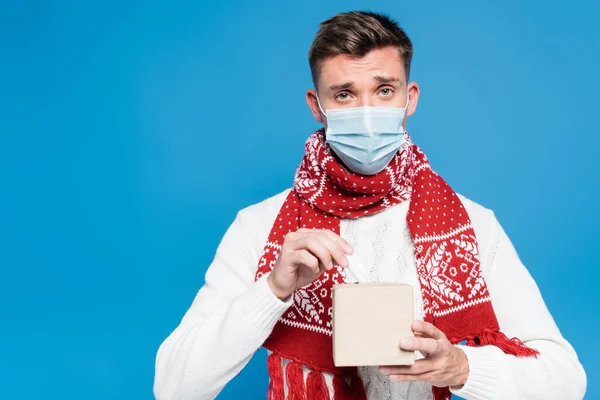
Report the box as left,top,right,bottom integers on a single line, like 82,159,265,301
1,0,598,398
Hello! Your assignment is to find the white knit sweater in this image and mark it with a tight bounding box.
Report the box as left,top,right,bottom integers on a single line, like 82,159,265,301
153,189,586,400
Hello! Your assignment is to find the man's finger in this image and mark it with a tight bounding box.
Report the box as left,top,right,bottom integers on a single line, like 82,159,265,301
296,235,334,270
295,230,348,269
294,249,320,274
411,320,445,340
320,229,353,255
315,232,349,267
399,336,439,355
388,372,434,383
379,360,434,376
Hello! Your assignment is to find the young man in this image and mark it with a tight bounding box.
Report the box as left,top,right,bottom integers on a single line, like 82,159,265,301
154,11,586,400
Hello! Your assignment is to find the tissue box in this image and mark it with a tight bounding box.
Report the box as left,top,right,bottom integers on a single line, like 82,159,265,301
332,283,415,367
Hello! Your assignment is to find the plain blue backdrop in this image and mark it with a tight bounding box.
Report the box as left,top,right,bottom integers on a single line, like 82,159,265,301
1,0,598,399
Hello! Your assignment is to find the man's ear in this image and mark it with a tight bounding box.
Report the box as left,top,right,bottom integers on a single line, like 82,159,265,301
306,89,324,124
406,81,420,118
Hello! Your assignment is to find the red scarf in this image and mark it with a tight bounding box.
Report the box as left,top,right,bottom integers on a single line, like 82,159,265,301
255,130,538,400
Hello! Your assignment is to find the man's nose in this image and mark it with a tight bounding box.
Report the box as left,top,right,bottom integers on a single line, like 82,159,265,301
358,96,374,107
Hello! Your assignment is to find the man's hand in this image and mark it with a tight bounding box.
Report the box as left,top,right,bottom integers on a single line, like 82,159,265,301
267,228,353,300
379,320,469,388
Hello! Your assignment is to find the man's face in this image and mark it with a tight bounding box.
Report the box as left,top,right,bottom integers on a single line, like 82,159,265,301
306,46,420,127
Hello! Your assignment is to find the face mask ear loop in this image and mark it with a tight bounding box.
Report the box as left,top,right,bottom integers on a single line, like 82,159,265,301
316,93,326,116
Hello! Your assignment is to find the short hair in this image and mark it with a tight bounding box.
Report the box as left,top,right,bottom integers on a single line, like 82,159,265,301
308,11,413,88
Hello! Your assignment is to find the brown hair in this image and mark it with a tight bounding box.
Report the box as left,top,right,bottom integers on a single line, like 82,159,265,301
308,11,413,88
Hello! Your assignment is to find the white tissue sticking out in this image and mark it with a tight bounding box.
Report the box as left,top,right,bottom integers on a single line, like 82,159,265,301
344,253,370,283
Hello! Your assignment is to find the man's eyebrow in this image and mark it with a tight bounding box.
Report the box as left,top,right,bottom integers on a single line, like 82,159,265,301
328,81,354,91
374,76,402,84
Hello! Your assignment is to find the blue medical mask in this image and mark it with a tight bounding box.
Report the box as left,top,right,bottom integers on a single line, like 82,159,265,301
317,94,409,175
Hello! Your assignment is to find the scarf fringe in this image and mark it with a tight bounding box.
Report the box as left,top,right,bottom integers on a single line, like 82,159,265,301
269,352,369,400
433,386,452,400
267,353,285,400
333,373,367,400
332,375,346,400
349,373,367,400
307,369,330,400
285,361,306,400
466,329,540,357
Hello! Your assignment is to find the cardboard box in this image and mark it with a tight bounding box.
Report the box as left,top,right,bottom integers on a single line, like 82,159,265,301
332,283,415,367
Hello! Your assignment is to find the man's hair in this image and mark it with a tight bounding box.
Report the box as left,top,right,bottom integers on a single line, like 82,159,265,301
308,11,413,88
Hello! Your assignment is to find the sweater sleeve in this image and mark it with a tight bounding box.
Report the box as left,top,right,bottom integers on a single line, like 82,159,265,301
450,213,587,399
153,210,292,400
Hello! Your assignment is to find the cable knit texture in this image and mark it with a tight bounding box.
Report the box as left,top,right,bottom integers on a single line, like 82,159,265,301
154,189,587,400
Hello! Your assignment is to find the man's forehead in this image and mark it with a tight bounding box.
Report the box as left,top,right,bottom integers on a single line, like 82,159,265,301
318,47,406,91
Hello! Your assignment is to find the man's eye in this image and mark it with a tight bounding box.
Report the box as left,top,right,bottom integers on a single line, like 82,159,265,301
380,88,393,96
336,93,350,100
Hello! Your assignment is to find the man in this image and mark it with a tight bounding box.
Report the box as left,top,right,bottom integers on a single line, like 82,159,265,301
154,11,586,400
